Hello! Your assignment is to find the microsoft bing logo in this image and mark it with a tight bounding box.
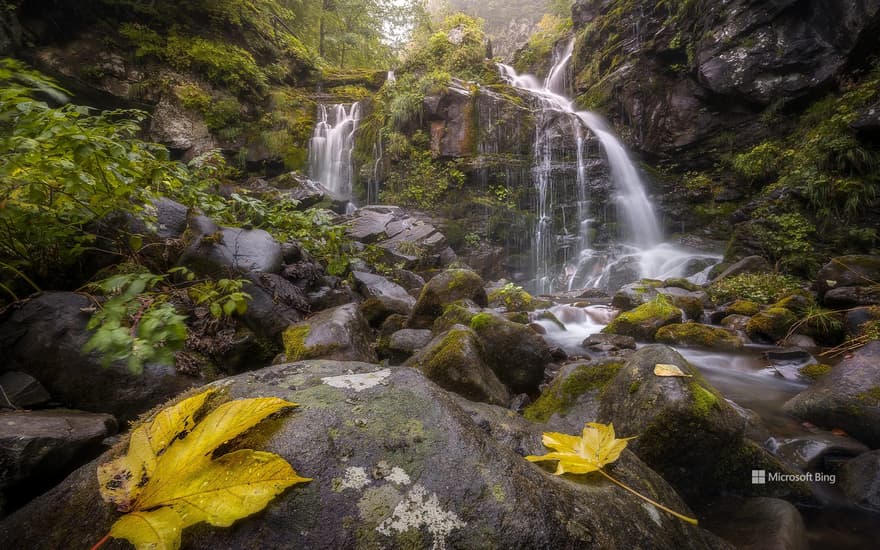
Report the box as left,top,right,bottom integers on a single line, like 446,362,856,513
751,470,766,484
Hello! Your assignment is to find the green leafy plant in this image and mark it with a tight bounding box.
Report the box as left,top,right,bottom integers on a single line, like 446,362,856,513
84,270,187,374
708,273,803,304
94,387,309,549
188,277,252,319
526,422,697,525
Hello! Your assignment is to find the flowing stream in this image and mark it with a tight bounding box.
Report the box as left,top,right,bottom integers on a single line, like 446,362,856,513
499,40,718,293
308,102,361,203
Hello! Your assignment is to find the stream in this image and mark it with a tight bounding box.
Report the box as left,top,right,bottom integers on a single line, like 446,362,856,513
534,302,880,549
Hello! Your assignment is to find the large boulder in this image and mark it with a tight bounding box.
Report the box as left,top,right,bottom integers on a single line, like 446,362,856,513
469,312,552,394
655,323,744,351
701,497,809,550
408,269,488,329
179,215,283,276
345,206,449,270
598,345,807,500
746,307,798,343
282,304,376,363
603,297,683,341
0,293,201,422
840,450,880,511
523,360,625,433
405,326,509,406
783,341,880,448
0,409,116,505
0,360,725,549
351,271,416,307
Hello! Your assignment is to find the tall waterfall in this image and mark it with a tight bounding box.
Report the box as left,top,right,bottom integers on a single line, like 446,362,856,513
308,103,361,200
500,39,713,293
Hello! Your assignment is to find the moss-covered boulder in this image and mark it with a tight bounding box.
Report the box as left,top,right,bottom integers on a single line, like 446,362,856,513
772,293,815,316
784,341,880,448
745,307,798,343
524,360,623,433
487,283,546,312
603,296,683,341
282,304,376,363
469,312,551,395
726,300,762,316
655,323,744,351
406,325,509,406
0,361,725,549
598,345,809,501
431,299,481,333
408,269,488,329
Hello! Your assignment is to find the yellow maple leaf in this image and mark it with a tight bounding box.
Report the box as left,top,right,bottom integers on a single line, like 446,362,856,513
94,389,311,550
526,422,698,525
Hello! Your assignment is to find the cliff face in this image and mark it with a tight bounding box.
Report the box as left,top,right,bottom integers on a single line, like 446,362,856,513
570,0,880,161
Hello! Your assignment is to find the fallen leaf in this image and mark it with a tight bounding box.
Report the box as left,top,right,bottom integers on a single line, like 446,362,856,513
654,363,692,377
525,422,634,475
96,389,310,550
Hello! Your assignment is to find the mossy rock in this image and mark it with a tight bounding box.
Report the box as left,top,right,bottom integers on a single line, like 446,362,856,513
524,360,623,430
669,295,705,320
487,284,547,312
772,293,815,316
405,325,509,406
432,299,481,333
745,307,798,343
798,363,832,381
469,312,552,394
282,304,376,363
663,278,702,292
727,300,761,316
603,296,683,341
409,269,488,329
655,323,744,351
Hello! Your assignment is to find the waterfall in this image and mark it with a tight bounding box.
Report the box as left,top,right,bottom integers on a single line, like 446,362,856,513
308,103,361,201
500,39,714,292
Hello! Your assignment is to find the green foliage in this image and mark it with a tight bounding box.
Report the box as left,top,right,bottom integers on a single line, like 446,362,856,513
0,59,188,286
748,210,817,273
174,83,242,136
732,141,782,183
380,149,465,209
513,13,572,74
84,270,188,374
708,273,803,304
488,282,535,311
188,277,252,319
405,13,489,79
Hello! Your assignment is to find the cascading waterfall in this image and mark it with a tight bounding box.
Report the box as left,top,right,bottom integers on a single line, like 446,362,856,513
308,103,361,202
499,39,717,292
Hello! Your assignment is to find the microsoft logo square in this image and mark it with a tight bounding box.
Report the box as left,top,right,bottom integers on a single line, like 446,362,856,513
751,470,766,484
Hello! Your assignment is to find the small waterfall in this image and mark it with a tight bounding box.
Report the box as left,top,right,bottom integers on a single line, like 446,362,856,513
500,39,714,292
308,103,361,201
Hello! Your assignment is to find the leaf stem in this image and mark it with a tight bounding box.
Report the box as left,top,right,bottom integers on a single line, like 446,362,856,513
90,534,111,550
598,468,698,525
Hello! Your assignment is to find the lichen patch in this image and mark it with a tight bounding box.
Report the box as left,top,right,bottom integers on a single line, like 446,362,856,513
376,484,465,550
322,368,391,392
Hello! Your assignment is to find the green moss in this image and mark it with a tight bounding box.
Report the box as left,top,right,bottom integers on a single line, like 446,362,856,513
603,294,682,340
690,382,719,418
488,283,535,312
432,301,477,333
857,386,880,404
727,300,761,316
628,381,642,394
708,273,803,304
799,363,832,380
663,278,701,292
772,293,815,316
281,325,338,361
524,362,623,422
536,311,566,330
469,312,495,331
655,323,743,350
745,307,798,342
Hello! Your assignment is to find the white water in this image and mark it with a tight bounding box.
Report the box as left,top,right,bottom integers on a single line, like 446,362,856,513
499,39,715,292
308,103,361,200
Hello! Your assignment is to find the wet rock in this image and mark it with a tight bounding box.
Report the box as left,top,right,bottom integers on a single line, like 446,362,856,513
179,215,283,276
352,271,415,306
345,207,449,270
150,96,214,155
775,434,869,472
240,273,306,340
720,314,751,332
823,286,880,308
612,281,662,310
816,255,880,301
270,172,327,208
844,306,880,336
358,296,413,328
746,307,797,344
840,450,880,511
655,323,744,351
598,345,806,500
0,293,200,422
307,285,361,312
408,269,488,329
0,371,51,408
582,333,637,352
524,359,624,433
389,269,425,293
282,304,376,363
701,497,809,550
604,256,642,290
602,297,683,341
783,341,880,448
0,361,723,549
406,326,509,406
387,329,433,361
469,312,552,395
0,409,116,501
